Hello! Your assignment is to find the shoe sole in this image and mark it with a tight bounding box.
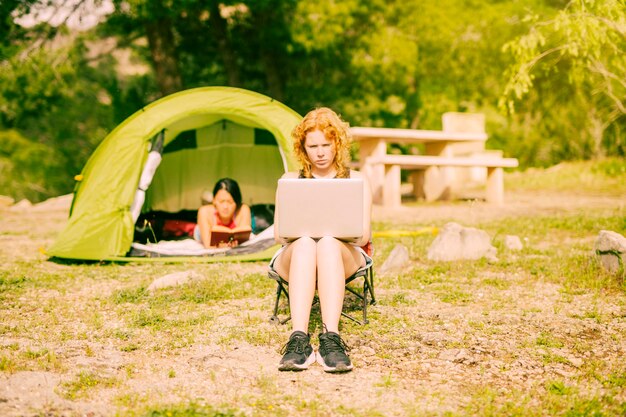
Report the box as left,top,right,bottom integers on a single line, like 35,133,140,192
316,352,353,373
278,351,316,372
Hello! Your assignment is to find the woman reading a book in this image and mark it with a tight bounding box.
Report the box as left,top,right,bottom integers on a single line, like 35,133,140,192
195,178,252,248
270,107,372,373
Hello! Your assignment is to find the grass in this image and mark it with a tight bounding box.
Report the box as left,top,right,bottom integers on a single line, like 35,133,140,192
61,370,120,400
505,157,626,195
1,160,625,416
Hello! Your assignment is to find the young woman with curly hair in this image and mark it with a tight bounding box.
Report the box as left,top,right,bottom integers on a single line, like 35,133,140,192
270,107,372,373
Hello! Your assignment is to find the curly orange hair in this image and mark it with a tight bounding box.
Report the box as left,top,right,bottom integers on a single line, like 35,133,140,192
292,107,351,178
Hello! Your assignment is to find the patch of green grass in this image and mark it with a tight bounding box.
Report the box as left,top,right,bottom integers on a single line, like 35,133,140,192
459,382,626,417
461,386,535,417
482,277,510,289
23,348,49,359
133,401,242,417
132,309,166,328
536,331,564,348
113,286,149,304
546,380,575,395
483,211,625,245
560,254,625,293
506,158,626,195
542,352,570,365
389,292,414,306
60,370,119,400
602,370,626,388
0,274,27,292
435,285,473,304
570,307,603,323
113,273,274,308
0,355,17,372
375,371,397,388
120,344,140,352
1,342,19,351
218,326,282,348
592,158,626,177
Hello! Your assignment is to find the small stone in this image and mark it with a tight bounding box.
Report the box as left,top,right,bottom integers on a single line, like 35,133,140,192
568,357,584,368
147,270,202,291
379,244,410,274
360,346,376,356
504,235,523,251
594,230,626,273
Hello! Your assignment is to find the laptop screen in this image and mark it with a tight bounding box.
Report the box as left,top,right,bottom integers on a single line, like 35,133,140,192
276,178,364,242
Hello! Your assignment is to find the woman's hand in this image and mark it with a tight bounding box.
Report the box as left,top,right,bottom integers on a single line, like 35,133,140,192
217,240,238,248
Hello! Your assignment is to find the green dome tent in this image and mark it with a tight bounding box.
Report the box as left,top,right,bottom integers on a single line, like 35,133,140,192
48,87,302,261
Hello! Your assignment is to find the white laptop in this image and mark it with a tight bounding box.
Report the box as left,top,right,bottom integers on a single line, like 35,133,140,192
276,178,364,243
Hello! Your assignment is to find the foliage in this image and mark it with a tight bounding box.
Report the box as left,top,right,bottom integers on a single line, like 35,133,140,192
2,0,625,201
500,0,626,160
0,129,65,201
0,24,150,200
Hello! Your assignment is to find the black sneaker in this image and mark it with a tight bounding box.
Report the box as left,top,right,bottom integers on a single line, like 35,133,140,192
278,331,316,371
317,331,353,373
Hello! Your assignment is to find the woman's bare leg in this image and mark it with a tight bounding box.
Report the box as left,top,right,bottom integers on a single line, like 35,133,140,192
316,237,364,333
273,237,317,333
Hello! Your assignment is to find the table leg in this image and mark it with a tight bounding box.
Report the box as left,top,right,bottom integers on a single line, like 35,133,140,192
410,171,425,200
486,167,504,205
359,139,386,205
423,143,455,201
383,165,401,207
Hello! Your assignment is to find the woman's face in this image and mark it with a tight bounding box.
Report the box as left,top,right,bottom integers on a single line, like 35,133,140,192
213,189,237,220
304,130,336,173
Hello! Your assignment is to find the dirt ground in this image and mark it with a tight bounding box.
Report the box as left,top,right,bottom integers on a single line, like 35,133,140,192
1,191,625,416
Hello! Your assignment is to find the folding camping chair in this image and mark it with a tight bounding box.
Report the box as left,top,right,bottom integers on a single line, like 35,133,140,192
268,254,376,325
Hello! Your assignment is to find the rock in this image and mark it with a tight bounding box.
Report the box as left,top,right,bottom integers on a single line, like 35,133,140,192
594,230,626,273
0,195,15,207
147,270,203,292
438,348,473,364
379,244,410,273
568,356,584,368
421,332,446,346
427,222,498,262
504,235,523,251
359,346,376,357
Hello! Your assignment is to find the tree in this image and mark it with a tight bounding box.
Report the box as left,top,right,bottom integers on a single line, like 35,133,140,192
500,0,625,158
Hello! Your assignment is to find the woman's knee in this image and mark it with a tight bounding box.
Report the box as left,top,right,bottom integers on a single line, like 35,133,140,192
291,236,317,253
316,236,342,254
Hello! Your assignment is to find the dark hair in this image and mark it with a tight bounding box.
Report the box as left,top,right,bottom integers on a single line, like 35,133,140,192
213,178,243,208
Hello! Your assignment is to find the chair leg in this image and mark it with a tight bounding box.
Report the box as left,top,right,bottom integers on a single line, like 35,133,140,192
270,281,292,325
341,310,363,325
367,268,376,305
362,275,368,324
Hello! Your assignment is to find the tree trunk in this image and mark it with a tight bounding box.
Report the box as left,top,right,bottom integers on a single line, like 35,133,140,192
209,1,240,87
250,9,285,101
145,18,183,96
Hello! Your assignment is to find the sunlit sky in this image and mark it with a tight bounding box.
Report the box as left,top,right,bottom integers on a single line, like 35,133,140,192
14,0,114,30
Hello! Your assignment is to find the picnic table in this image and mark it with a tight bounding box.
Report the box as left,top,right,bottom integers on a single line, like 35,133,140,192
350,116,518,207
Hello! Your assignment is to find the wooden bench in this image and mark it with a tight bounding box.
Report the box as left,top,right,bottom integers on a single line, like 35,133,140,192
365,154,519,206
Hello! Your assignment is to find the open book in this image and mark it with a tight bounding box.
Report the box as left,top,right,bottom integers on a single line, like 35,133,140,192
210,230,251,247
